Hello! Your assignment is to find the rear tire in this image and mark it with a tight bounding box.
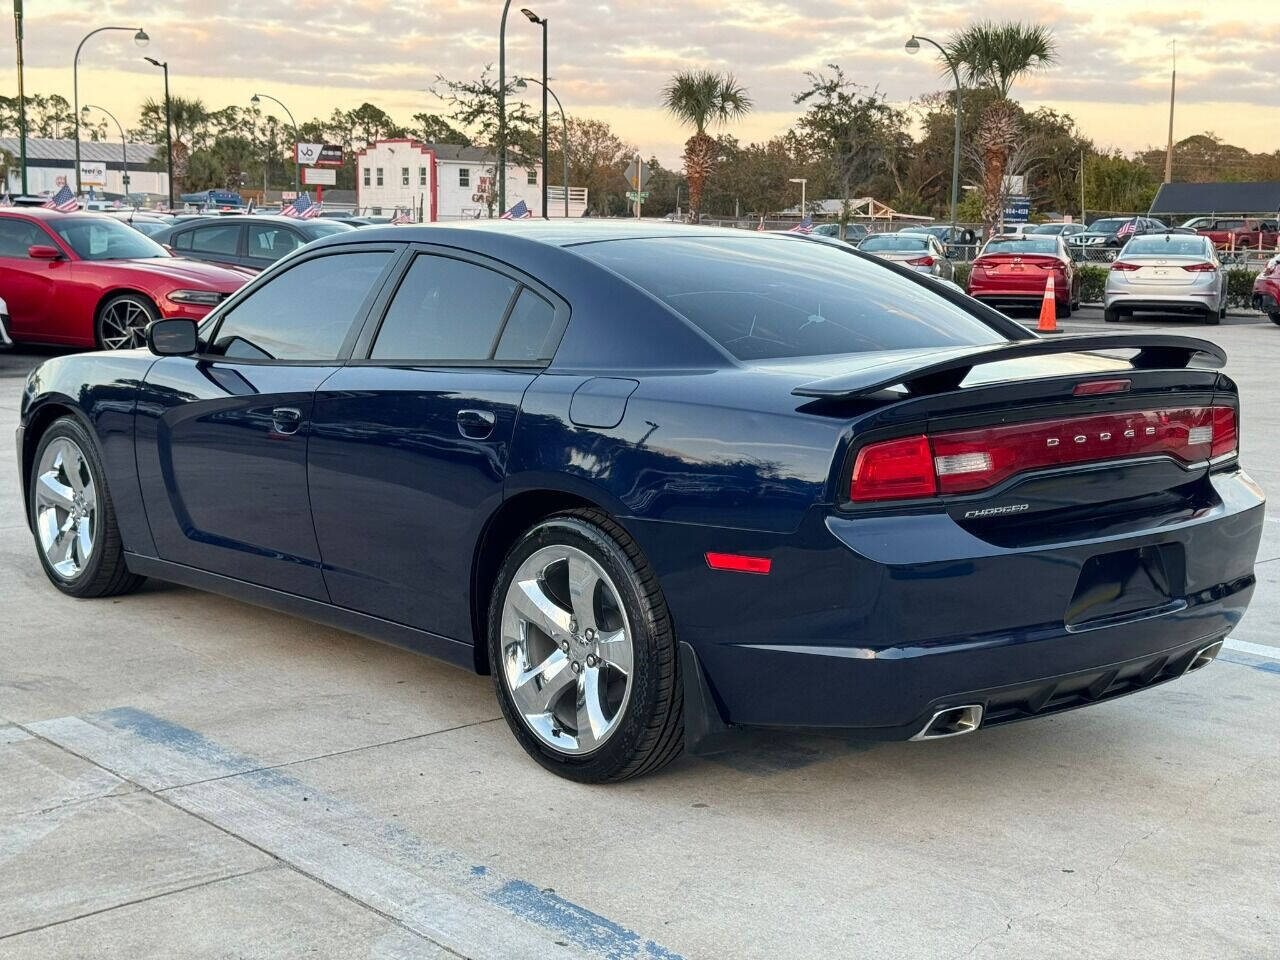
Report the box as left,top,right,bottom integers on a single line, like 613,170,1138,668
1203,307,1221,326
1056,300,1071,319
96,293,157,350
1104,307,1121,323
28,417,144,598
1269,312,1280,326
488,509,683,782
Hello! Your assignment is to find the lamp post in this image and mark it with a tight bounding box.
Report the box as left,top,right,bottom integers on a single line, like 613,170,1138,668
74,26,148,195
81,104,130,202
515,75,568,218
906,34,961,243
520,8,548,218
497,0,513,213
143,57,173,208
13,0,29,194
789,177,807,215
251,92,300,194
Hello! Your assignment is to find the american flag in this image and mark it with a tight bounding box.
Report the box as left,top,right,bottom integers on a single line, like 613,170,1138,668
44,184,79,212
788,215,815,234
281,192,321,219
500,199,532,220
1116,218,1138,239
390,208,413,225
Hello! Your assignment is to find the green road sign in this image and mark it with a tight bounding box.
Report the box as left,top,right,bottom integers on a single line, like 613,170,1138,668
626,191,650,202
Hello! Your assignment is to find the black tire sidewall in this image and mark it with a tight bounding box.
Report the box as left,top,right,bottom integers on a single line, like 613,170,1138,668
29,417,114,596
488,514,669,782
96,294,157,350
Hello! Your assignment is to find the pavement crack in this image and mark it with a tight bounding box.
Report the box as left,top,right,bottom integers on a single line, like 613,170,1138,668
16,783,138,819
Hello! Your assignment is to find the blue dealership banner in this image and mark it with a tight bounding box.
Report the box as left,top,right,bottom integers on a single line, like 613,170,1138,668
1004,195,1031,223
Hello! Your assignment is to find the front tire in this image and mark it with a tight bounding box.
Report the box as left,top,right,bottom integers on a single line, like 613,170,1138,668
96,293,157,350
489,509,683,782
29,417,144,598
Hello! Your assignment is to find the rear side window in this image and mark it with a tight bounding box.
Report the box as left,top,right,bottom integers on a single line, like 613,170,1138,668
189,224,242,256
494,289,556,361
210,251,392,360
575,236,1004,362
247,223,304,262
371,254,520,361
0,218,50,257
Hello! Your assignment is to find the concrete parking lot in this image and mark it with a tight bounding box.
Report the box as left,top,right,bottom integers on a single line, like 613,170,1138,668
2,310,1277,960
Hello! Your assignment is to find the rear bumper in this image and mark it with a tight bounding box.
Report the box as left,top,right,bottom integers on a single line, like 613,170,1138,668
631,469,1264,736
969,276,1068,305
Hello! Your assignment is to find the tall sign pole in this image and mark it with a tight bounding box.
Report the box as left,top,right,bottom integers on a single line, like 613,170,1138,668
1163,41,1176,184
13,0,28,194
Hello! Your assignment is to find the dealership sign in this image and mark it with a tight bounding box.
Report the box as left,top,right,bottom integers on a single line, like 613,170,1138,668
1004,195,1031,224
295,143,344,167
79,161,107,186
302,167,336,186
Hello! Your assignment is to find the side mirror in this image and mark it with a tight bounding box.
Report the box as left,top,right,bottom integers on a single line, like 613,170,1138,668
146,317,199,356
28,245,63,261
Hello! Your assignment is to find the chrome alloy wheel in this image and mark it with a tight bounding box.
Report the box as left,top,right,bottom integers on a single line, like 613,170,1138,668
500,544,635,755
34,437,98,580
98,298,151,349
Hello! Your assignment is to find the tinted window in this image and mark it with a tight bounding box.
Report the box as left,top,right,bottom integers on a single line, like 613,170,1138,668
211,251,392,360
52,217,167,260
1125,235,1210,256
189,224,242,256
1089,219,1131,233
983,237,1060,256
371,255,518,361
494,289,556,361
0,218,50,257
860,235,928,252
1029,224,1065,235
128,220,172,237
576,236,1005,362
246,223,304,262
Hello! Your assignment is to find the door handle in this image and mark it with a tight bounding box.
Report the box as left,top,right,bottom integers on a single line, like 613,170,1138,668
457,408,496,439
271,406,303,435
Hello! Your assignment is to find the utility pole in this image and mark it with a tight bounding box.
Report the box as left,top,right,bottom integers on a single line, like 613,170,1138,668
13,0,28,194
1164,41,1176,184
1080,148,1086,225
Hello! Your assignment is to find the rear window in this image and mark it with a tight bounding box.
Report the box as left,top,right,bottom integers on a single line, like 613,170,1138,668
1089,219,1131,233
860,235,928,252
1124,235,1209,256
983,237,1059,256
574,236,1005,362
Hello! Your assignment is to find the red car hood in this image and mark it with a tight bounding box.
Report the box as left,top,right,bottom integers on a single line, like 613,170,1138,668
99,257,252,291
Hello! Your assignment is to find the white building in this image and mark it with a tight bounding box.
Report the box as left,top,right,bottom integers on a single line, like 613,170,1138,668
355,140,547,220
1,137,168,199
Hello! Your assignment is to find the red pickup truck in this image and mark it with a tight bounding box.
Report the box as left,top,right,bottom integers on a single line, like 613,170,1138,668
1196,218,1279,249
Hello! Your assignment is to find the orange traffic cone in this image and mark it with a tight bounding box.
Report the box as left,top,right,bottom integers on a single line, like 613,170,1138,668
1037,273,1059,333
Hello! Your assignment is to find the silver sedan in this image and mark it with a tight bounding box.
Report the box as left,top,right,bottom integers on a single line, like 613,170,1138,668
857,232,954,280
1104,233,1226,325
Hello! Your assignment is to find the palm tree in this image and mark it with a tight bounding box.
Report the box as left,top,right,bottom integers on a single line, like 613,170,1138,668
946,21,1055,234
661,71,751,222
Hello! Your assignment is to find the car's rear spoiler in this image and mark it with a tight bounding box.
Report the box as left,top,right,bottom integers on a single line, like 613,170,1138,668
791,334,1227,399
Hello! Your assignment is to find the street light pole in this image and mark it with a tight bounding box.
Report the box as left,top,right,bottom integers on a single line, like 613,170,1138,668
517,77,569,218
906,34,961,243
144,57,173,208
497,0,513,214
82,104,130,201
520,9,548,218
789,177,807,215
251,92,300,194
13,0,28,194
74,26,148,196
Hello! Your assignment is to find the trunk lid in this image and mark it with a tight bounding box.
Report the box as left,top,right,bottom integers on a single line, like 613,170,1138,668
1113,255,1206,286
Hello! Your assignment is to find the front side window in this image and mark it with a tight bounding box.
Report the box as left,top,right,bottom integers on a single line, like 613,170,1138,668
0,218,52,258
375,167,384,187
371,254,520,361
459,168,470,188
211,251,392,361
52,216,168,261
576,236,1005,362
247,224,304,262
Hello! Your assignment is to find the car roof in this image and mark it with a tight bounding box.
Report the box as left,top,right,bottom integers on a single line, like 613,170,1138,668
166,214,337,227
0,207,124,221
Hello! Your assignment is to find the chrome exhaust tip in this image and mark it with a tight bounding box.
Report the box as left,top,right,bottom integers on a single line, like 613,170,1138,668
1184,640,1224,675
910,704,984,741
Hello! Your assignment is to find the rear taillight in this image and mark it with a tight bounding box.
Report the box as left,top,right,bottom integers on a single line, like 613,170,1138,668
906,256,935,267
848,406,1238,502
1110,261,1140,271
1182,262,1216,272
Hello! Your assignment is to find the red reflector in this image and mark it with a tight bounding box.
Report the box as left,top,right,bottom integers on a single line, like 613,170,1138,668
849,434,937,502
905,256,935,267
1110,261,1140,271
1211,406,1237,459
705,552,772,575
1073,379,1132,396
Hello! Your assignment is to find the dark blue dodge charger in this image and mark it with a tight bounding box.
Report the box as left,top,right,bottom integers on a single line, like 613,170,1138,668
17,221,1264,781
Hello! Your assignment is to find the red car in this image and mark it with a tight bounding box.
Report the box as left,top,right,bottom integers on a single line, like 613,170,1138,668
1197,218,1279,250
0,208,250,350
965,234,1080,317
1253,256,1280,325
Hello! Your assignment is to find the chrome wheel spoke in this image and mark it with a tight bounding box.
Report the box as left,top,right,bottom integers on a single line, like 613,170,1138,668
33,436,98,580
510,648,576,717
595,628,633,678
36,473,74,511
509,577,573,641
575,666,610,751
567,554,600,634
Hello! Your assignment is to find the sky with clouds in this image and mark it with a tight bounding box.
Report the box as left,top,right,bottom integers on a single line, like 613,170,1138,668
8,0,1278,164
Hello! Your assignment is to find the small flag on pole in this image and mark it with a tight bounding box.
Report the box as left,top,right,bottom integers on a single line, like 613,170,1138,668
390,208,413,225
43,184,79,212
499,199,533,220
1116,218,1138,239
788,215,815,234
281,192,321,219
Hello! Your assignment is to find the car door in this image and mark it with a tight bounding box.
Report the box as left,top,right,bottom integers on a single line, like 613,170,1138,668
134,242,403,599
171,221,246,269
0,216,66,340
245,221,307,271
308,246,567,639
